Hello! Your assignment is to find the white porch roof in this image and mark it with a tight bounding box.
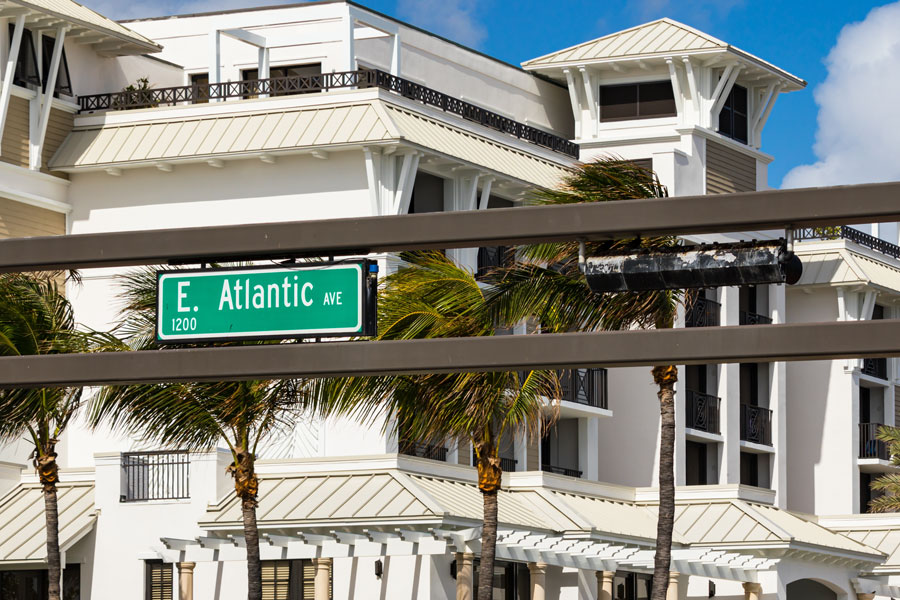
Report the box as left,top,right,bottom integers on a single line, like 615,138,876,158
49,94,572,189
794,242,900,295
0,480,96,563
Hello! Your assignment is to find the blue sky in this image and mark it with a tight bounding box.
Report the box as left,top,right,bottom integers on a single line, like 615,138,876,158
85,0,900,189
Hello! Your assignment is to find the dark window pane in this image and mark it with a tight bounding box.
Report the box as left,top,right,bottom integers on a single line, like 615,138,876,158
637,81,676,117
9,26,40,88
599,84,637,121
733,112,748,143
732,84,748,114
718,105,733,137
41,36,72,97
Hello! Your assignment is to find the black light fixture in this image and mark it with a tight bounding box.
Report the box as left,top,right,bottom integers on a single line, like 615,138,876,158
374,559,383,579
709,580,716,597
583,240,802,293
450,559,457,579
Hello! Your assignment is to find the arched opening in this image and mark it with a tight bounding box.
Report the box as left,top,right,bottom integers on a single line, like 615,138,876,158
786,579,838,600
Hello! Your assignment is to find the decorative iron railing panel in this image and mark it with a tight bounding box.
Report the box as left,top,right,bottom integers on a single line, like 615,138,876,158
558,368,608,409
685,296,721,328
500,457,518,472
862,358,888,380
739,404,772,446
739,310,772,325
399,440,448,462
685,390,721,434
120,450,190,502
859,422,891,460
78,69,579,158
541,464,582,478
794,226,900,261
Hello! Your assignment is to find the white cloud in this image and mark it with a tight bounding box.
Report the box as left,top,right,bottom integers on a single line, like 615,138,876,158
783,2,900,188
396,0,487,48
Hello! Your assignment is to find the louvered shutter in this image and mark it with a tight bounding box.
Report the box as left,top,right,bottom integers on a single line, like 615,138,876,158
262,561,291,600
145,561,173,600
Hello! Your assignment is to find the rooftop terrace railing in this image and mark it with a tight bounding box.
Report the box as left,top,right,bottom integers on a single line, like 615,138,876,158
77,69,580,159
795,226,900,261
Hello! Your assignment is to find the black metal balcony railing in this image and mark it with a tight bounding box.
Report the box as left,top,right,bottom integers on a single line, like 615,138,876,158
859,423,891,460
500,457,518,472
120,450,190,502
685,296,720,328
795,226,900,261
559,368,608,409
739,310,773,325
685,390,721,434
862,358,889,380
78,69,580,158
739,404,773,446
541,464,582,478
399,441,448,462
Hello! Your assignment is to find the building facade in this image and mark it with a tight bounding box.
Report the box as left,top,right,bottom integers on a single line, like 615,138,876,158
0,1,898,599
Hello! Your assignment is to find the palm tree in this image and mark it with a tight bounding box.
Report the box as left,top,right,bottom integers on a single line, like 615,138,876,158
321,251,558,599
488,158,683,600
88,267,309,600
0,273,93,600
868,426,900,512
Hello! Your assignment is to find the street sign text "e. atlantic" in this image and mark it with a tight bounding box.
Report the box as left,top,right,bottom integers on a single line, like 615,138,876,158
157,261,377,343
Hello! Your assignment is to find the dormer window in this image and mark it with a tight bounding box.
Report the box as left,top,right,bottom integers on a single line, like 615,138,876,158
718,84,748,143
599,81,676,122
8,26,40,88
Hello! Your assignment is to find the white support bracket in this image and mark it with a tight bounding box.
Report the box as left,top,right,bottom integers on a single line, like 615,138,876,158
0,14,25,151
578,66,598,138
710,64,743,129
665,58,684,125
562,68,582,140
394,150,421,215
32,24,66,170
478,177,494,211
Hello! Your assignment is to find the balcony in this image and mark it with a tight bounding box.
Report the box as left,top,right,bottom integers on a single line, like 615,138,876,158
500,457,518,472
559,368,608,409
685,390,721,434
795,226,900,261
77,69,579,158
739,310,772,325
399,441,448,462
685,296,720,328
859,423,891,460
739,404,773,446
120,451,190,502
541,464,582,478
862,358,888,380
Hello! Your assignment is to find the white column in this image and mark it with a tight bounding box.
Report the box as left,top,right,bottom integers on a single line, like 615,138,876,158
391,34,401,76
313,557,331,600
177,562,195,600
666,572,681,600
719,286,741,484
742,582,762,600
596,571,614,600
343,7,356,72
578,417,599,480
769,283,787,507
528,562,547,600
208,30,221,102
456,553,474,600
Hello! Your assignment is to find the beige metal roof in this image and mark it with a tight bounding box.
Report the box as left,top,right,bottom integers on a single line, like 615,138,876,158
4,0,160,54
50,98,571,188
795,244,900,295
832,526,900,569
522,18,804,87
0,481,96,563
666,500,879,558
548,490,668,543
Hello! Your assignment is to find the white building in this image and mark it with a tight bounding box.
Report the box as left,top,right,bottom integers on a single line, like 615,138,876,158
0,1,897,599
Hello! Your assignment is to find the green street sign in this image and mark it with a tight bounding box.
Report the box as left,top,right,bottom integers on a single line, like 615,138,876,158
157,261,377,343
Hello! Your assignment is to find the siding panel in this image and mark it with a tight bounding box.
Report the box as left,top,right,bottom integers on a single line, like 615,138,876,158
0,198,65,239
1,96,29,169
706,140,756,194
527,433,540,471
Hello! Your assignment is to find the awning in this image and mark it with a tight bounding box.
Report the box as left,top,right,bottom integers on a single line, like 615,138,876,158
49,94,572,189
0,481,96,564
794,243,900,295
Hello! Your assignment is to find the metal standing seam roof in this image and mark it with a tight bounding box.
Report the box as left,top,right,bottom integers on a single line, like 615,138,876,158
521,18,804,87
835,527,900,569
0,481,96,563
664,500,881,558
6,0,160,52
49,99,571,189
794,246,900,295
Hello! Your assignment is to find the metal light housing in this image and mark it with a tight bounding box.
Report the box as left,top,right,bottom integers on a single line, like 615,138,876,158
584,240,803,293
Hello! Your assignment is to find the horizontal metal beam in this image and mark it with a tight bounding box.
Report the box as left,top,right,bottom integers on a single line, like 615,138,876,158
1,181,900,272
2,320,897,388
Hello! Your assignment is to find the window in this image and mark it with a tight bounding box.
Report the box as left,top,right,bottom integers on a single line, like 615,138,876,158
121,451,190,502
190,73,209,103
41,35,72,97
261,560,330,599
599,81,676,122
8,26,40,88
718,83,748,143
242,63,323,98
0,565,80,600
685,441,708,486
614,571,652,600
740,451,758,487
472,560,529,600
145,561,173,600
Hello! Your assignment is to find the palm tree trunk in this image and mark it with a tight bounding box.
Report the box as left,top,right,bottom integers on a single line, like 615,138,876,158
475,452,502,600
230,447,261,600
650,365,677,600
37,451,62,600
